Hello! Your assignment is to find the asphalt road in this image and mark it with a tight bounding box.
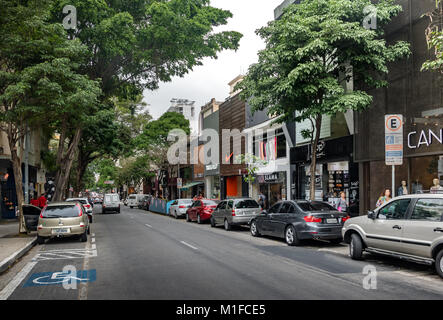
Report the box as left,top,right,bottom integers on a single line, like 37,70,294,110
1,204,443,300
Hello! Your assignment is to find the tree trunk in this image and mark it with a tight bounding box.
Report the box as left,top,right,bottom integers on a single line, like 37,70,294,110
53,127,82,201
7,123,27,234
309,115,322,201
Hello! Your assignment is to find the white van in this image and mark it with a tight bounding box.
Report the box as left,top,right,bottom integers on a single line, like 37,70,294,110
102,193,120,214
128,194,148,209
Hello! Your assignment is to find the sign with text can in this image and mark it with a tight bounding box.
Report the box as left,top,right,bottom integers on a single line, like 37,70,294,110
385,114,404,165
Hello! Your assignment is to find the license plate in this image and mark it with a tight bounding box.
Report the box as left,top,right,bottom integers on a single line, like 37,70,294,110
326,219,338,224
52,228,70,234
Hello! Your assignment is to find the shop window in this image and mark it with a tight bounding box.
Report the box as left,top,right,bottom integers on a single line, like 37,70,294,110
253,128,287,160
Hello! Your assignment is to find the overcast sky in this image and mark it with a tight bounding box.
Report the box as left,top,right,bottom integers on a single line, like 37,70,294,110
143,0,284,120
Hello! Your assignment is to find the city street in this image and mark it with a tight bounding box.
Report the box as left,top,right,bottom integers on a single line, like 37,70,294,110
1,204,443,300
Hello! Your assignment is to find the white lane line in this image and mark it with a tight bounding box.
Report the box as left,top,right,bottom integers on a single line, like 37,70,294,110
91,244,96,250
145,224,152,228
180,241,198,251
0,261,37,300
91,238,95,243
92,233,95,237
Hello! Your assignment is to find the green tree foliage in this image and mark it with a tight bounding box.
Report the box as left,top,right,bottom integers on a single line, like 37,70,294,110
422,1,443,73
48,0,242,195
0,0,100,231
238,0,410,200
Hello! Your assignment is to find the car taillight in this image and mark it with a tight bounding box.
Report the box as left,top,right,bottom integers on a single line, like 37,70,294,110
232,210,236,216
39,205,47,218
75,203,83,216
37,225,43,230
80,222,85,228
179,205,186,209
342,216,351,223
304,215,322,223
84,204,91,208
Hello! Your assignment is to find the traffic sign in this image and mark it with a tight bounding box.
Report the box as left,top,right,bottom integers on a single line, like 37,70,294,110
385,114,403,166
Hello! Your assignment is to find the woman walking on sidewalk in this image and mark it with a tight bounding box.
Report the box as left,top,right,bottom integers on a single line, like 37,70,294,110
335,192,348,213
376,189,392,208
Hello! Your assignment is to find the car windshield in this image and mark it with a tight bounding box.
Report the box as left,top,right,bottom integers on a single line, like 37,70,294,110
106,195,119,202
297,201,336,211
235,200,259,208
41,205,80,218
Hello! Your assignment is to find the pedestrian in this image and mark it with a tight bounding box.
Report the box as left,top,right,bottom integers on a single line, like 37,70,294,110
258,192,267,209
38,193,47,209
376,189,392,208
30,193,39,207
335,192,348,213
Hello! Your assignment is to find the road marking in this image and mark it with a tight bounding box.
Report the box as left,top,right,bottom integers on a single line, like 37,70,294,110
91,238,95,243
145,224,152,228
0,261,38,300
180,241,198,251
79,235,93,300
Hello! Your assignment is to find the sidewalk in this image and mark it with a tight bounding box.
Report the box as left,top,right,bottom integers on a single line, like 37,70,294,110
0,220,37,274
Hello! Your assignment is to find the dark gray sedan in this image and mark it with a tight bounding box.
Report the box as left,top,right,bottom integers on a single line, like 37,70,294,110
250,200,350,246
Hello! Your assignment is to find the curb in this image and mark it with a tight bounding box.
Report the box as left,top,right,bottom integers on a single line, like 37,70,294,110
0,237,37,275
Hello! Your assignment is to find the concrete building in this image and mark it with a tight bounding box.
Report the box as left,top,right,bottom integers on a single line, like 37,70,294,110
168,98,198,134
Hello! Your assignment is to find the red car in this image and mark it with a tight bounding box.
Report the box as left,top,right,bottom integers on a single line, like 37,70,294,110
186,200,219,224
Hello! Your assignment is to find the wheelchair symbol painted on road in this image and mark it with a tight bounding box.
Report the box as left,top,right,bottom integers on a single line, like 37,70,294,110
23,269,96,287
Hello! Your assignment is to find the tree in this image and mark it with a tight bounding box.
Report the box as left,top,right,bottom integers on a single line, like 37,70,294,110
0,0,100,232
48,0,243,198
238,0,410,200
422,1,443,73
134,112,191,170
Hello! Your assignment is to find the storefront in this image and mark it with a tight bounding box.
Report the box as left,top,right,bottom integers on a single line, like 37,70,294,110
291,135,359,216
257,172,287,209
0,161,16,219
204,164,221,200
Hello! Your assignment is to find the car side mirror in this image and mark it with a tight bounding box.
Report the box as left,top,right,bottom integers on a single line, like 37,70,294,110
368,211,376,220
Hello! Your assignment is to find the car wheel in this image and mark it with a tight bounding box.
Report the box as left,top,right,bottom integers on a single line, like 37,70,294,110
87,226,91,235
350,233,364,260
186,213,190,222
330,238,343,245
37,235,45,245
197,215,202,224
224,219,231,231
210,217,216,228
435,250,443,279
174,211,178,219
130,206,133,209
89,216,93,224
250,220,261,237
285,225,300,246
80,230,87,242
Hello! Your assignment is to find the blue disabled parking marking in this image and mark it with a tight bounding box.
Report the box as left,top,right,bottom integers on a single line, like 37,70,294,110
23,269,96,287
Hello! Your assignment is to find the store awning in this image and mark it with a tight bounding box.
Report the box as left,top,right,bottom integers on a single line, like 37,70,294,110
180,181,204,191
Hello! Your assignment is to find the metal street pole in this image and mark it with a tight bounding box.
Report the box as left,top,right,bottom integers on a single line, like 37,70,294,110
392,165,395,198
24,123,29,204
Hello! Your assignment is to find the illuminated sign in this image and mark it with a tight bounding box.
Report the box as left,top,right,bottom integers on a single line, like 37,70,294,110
408,128,442,149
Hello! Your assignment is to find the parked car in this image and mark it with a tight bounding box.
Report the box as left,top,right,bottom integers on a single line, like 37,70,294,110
342,194,443,278
211,198,262,230
186,199,219,224
250,200,349,246
102,193,121,214
140,195,152,211
37,202,90,244
169,199,193,219
65,198,93,223
128,194,148,209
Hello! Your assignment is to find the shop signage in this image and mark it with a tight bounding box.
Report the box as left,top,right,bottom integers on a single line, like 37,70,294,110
407,128,442,149
258,172,284,184
205,164,218,171
385,114,403,166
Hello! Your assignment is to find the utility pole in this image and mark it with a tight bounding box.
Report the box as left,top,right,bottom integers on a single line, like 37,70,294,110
24,123,29,204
